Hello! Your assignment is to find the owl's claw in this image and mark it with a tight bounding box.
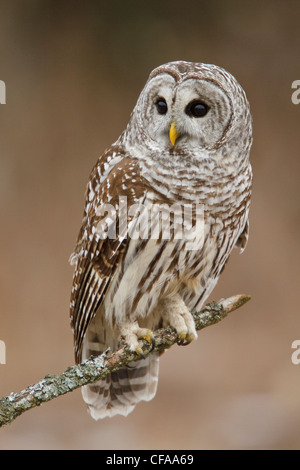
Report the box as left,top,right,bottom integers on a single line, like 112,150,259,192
134,345,144,356
177,333,197,346
177,332,197,346
159,294,198,346
142,330,154,345
149,336,156,352
119,321,154,356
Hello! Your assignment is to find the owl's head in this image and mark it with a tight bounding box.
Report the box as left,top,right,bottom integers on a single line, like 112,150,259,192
124,61,252,170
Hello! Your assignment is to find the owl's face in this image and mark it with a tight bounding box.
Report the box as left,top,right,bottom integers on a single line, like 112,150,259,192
142,73,232,151
126,61,252,170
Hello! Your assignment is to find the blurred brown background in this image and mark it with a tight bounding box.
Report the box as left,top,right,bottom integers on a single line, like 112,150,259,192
0,0,299,450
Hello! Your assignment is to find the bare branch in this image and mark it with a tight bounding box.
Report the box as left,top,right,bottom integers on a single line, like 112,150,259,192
0,294,250,428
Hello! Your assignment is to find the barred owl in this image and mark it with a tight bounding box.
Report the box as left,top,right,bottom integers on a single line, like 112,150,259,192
70,61,252,419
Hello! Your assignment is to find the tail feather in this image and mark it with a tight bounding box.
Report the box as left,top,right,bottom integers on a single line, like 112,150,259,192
81,315,159,419
82,354,159,419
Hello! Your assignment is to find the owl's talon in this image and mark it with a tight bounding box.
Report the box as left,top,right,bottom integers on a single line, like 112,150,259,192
149,337,156,352
135,345,143,356
142,330,154,344
177,335,195,346
186,333,197,343
119,321,154,356
159,294,198,346
177,331,187,345
178,331,187,340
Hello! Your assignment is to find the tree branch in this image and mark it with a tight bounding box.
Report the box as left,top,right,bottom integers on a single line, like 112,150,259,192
0,294,250,428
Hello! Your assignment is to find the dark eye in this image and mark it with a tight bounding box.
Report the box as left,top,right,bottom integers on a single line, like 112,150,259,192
185,100,210,118
155,98,168,115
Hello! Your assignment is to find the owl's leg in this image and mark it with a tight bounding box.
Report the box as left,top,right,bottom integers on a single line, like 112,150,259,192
160,294,198,345
119,321,154,355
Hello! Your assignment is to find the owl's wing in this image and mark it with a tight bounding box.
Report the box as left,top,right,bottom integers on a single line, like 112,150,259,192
69,146,147,362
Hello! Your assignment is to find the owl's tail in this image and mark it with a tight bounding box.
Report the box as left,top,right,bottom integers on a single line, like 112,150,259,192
82,354,159,419
80,317,159,419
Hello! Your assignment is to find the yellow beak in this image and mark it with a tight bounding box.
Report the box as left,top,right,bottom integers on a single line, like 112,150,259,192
169,121,180,146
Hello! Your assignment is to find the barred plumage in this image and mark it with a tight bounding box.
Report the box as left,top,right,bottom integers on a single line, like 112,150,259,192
70,61,252,419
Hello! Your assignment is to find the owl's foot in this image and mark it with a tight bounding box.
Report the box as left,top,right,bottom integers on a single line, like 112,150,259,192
160,294,198,345
119,321,154,355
